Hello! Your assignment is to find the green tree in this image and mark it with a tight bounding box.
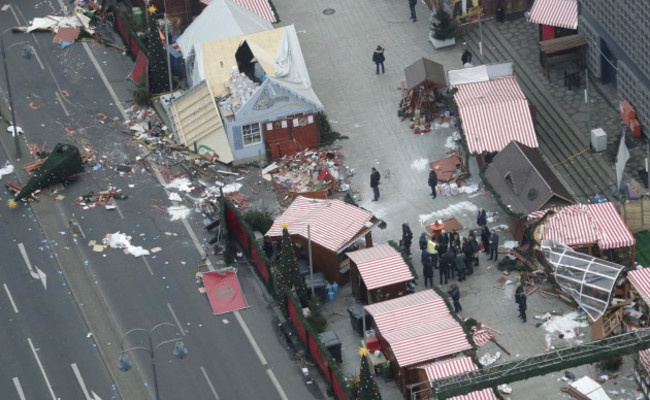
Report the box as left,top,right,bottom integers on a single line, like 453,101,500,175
431,4,456,40
273,224,307,303
357,347,382,400
146,10,169,94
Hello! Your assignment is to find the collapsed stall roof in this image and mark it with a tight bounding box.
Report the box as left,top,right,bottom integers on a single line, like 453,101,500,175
541,240,625,321
199,0,276,23
265,196,379,253
422,357,498,400
528,202,635,250
346,244,414,290
484,141,574,215
529,0,578,30
404,57,447,90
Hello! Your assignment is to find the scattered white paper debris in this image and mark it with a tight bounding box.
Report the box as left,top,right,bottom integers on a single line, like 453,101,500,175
544,311,588,339
166,177,193,192
0,164,14,179
168,206,191,221
410,158,429,172
107,232,150,257
168,192,182,202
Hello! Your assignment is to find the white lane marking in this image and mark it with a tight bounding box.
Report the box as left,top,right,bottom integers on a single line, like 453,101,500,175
28,338,57,400
142,257,154,276
266,369,289,400
71,363,91,400
200,366,220,399
80,42,127,119
18,243,47,290
167,303,185,336
234,310,266,365
4,283,19,313
12,377,27,400
54,90,70,116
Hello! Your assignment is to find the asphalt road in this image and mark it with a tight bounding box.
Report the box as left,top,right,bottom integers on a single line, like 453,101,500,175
0,2,318,399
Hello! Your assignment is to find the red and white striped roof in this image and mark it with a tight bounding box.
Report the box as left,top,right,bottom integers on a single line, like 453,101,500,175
422,357,498,400
453,76,538,154
365,290,472,367
266,196,374,253
527,202,635,250
628,268,650,306
640,349,650,373
347,244,414,290
200,0,276,23
529,0,578,30
472,330,492,347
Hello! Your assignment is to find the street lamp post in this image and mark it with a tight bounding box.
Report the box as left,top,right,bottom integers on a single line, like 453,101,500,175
0,29,33,159
118,322,188,400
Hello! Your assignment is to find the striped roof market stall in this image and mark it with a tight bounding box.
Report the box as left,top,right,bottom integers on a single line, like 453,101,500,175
528,202,635,250
200,0,276,23
347,244,414,303
639,348,650,373
529,0,578,30
452,74,537,154
422,357,497,400
365,290,472,368
628,268,650,306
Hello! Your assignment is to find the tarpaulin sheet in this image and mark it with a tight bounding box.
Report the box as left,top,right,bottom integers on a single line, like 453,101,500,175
203,270,247,314
129,51,148,84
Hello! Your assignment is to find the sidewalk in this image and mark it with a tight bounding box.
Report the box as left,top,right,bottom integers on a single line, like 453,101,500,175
269,0,641,398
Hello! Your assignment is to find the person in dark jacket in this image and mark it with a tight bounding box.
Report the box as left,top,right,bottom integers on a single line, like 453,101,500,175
477,208,487,227
461,49,473,66
515,285,527,322
455,252,468,282
441,248,455,282
408,0,417,22
372,46,385,74
370,167,381,201
480,225,490,254
448,284,462,313
422,249,434,287
428,169,438,198
450,232,461,251
438,231,449,254
402,222,413,256
419,232,428,251
489,229,499,261
469,234,480,267
461,238,474,275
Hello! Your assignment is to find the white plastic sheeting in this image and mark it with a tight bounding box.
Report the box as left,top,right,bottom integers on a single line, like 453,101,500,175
21,13,93,34
541,240,625,321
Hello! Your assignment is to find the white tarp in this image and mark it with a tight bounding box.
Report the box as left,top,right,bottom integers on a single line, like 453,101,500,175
570,376,610,400
22,13,93,34
177,0,272,86
448,65,489,86
615,132,629,190
270,25,323,109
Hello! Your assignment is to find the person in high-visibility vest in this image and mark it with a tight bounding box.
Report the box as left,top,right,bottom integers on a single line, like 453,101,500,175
427,237,438,271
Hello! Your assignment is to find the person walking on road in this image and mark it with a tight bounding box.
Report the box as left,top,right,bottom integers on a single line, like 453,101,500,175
515,285,527,322
422,249,434,288
477,208,487,227
409,0,417,22
370,167,381,201
455,251,468,282
469,234,480,267
442,247,455,281
419,232,428,251
428,169,438,198
372,46,385,75
480,225,490,254
448,284,462,313
488,229,499,261
402,222,413,256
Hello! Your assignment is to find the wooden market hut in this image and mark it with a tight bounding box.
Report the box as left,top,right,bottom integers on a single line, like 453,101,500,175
625,268,650,331
530,202,636,266
265,196,383,284
364,290,472,396
528,0,578,41
402,58,447,119
483,140,574,241
413,357,498,400
346,244,414,304
448,63,538,168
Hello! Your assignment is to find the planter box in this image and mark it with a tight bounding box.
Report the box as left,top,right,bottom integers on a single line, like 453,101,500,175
429,32,456,49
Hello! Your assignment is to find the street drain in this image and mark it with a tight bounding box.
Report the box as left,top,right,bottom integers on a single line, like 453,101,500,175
323,8,335,15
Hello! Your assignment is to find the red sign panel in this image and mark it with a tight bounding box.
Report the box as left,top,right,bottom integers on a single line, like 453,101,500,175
203,271,247,314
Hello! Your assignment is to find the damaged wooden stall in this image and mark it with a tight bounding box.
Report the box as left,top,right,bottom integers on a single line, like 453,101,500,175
400,58,447,126
265,196,384,284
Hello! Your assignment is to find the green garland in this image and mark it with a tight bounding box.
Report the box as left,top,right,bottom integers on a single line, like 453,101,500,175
267,0,281,24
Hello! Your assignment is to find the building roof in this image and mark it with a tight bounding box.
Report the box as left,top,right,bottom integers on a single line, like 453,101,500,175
528,202,636,250
265,196,377,253
404,57,447,90
346,244,414,290
421,357,498,400
452,75,538,154
628,268,650,306
529,0,578,30
484,141,574,215
364,290,472,367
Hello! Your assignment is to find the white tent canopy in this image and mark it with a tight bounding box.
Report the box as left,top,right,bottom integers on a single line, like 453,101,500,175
541,240,625,321
177,0,272,85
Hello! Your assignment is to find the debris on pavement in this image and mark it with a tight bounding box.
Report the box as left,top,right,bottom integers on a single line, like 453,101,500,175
104,232,150,257
74,188,125,210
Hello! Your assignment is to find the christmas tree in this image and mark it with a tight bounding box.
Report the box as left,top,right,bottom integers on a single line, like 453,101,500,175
357,347,382,400
146,5,169,94
273,223,307,303
431,4,456,41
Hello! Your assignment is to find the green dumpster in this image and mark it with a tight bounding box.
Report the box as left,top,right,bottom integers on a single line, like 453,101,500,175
382,361,392,380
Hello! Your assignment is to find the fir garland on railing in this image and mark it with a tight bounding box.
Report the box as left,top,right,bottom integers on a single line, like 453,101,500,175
388,240,419,280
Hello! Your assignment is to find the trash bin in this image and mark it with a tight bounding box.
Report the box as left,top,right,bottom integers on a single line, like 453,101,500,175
305,272,328,303
318,330,342,363
347,303,372,336
382,361,392,380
